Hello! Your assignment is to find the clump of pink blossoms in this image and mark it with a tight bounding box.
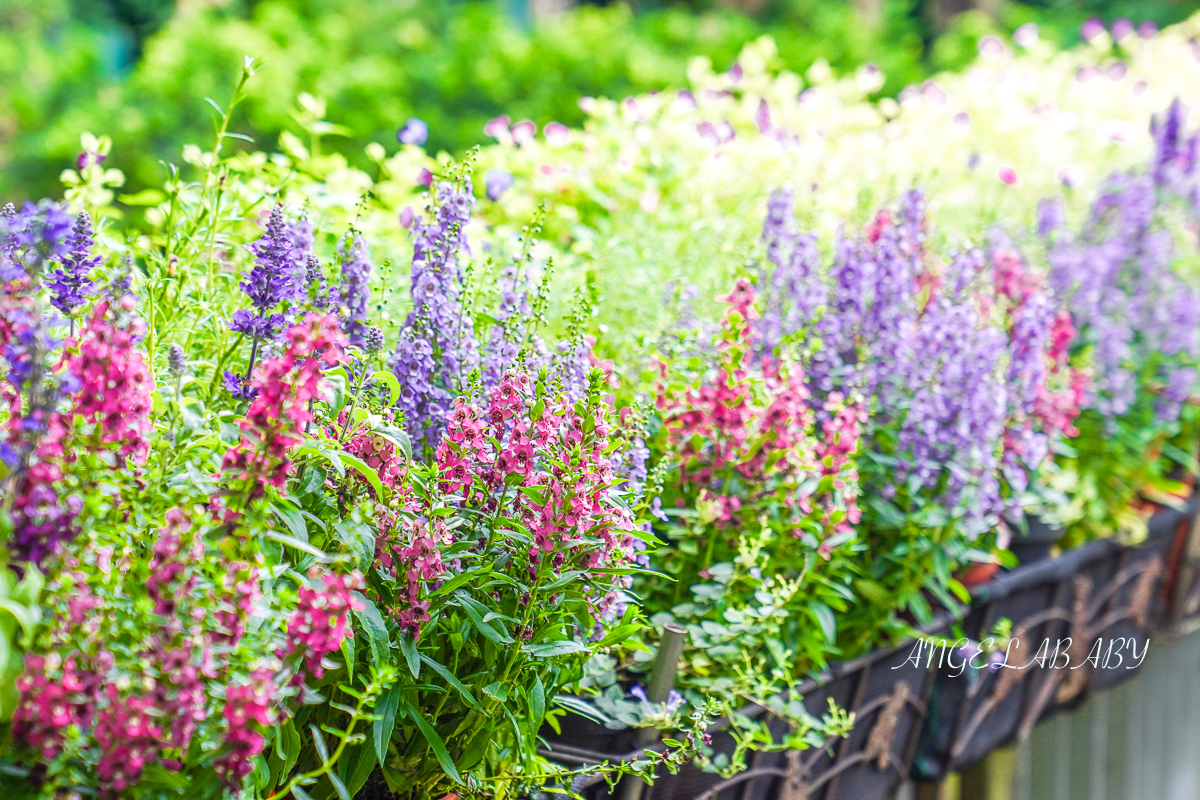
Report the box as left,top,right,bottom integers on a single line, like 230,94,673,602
285,568,365,682
222,313,346,496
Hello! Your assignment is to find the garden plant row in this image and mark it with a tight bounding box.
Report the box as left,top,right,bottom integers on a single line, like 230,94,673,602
2,16,1200,800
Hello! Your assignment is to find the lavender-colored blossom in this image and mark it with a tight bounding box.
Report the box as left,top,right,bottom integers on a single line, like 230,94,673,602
863,191,926,393
756,189,825,355
391,181,480,453
481,260,531,391
1036,197,1066,238
338,235,372,348
485,169,514,201
229,308,285,339
1047,168,1200,422
167,343,187,378
241,205,305,311
222,370,258,401
1007,290,1055,416
46,210,101,317
304,254,328,309
364,325,384,355
1,200,73,281
9,482,83,566
893,296,1009,533
398,118,430,146
1150,100,1200,208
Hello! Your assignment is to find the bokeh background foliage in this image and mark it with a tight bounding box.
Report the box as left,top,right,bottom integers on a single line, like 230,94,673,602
3,0,1200,199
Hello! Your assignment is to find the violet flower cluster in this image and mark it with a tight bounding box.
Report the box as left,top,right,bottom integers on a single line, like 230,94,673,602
754,190,1013,533
1046,120,1200,425
1,200,73,282
391,180,481,454
337,235,373,348
45,210,101,319
757,188,824,356
225,205,307,398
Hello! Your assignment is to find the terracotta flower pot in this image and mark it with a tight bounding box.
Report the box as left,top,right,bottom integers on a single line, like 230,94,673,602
956,560,1000,588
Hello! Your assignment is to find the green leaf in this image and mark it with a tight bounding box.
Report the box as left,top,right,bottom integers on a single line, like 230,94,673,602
372,372,402,406
420,654,480,710
596,623,641,648
523,640,587,658
272,501,308,542
456,594,513,645
398,634,421,679
340,633,356,683
353,595,391,666
807,601,837,643
292,786,315,800
340,452,385,500
373,684,401,763
529,675,546,723
282,719,302,778
266,530,328,561
402,700,462,785
328,771,352,800
324,373,348,414
345,744,378,795
311,725,329,762
947,579,972,605
334,521,375,572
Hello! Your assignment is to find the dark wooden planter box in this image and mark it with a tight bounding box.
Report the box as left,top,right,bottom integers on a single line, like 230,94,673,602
912,503,1187,782
1160,496,1200,630
543,621,949,800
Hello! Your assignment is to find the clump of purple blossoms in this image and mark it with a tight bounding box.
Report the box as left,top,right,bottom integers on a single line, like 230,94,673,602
1150,99,1199,205
46,210,101,319
1,200,73,282
752,189,1010,531
804,191,926,395
756,188,824,356
391,181,480,454
225,205,306,398
481,259,531,391
232,205,304,330
1046,171,1200,423
892,287,1010,533
337,235,372,349
304,255,328,310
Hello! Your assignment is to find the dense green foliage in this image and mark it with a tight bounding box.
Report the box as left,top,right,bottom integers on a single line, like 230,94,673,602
6,0,1200,199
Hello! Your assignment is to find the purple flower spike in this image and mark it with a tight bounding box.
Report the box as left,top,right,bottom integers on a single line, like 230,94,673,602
485,169,514,201
241,205,304,313
391,181,480,454
47,210,101,318
338,235,373,348
398,117,429,147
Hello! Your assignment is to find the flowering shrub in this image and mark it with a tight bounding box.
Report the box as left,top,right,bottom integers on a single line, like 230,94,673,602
636,277,862,771
645,279,863,680
1038,99,1200,543
0,97,674,797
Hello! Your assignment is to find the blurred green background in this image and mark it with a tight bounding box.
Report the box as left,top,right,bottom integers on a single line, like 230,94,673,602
3,0,1199,199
